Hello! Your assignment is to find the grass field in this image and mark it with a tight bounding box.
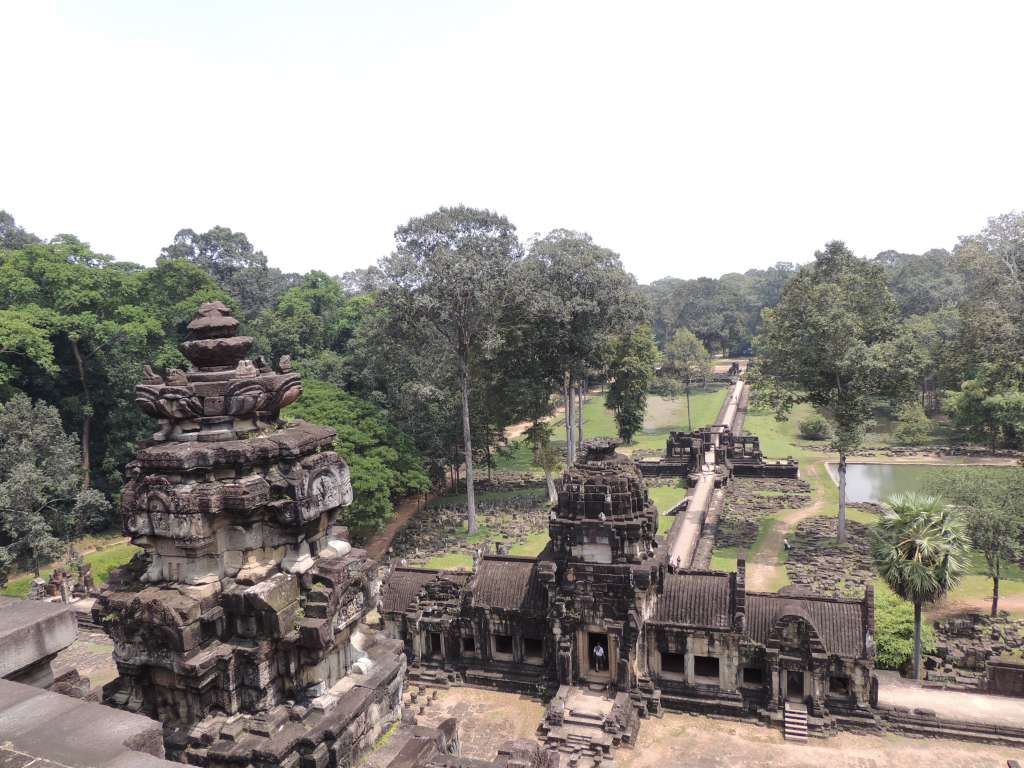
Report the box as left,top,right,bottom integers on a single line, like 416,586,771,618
1,540,140,598
495,388,730,474
421,508,552,571
649,484,689,536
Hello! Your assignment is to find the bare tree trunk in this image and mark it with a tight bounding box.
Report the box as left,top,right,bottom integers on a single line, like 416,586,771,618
544,468,557,504
577,378,585,453
564,372,575,466
837,449,847,545
459,352,477,534
685,379,693,432
70,337,91,490
913,601,922,680
992,573,1000,617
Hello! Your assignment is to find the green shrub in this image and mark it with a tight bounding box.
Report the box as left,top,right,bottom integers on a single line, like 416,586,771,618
873,585,935,671
893,401,931,445
798,415,832,441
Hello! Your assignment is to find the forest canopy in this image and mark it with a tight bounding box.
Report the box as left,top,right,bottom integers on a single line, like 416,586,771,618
1,206,1022,583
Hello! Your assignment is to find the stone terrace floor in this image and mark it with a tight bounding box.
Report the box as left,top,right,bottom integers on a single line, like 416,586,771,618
876,670,1024,728
416,686,545,761
416,687,1024,768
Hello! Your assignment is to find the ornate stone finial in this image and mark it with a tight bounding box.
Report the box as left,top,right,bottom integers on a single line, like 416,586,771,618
179,301,253,368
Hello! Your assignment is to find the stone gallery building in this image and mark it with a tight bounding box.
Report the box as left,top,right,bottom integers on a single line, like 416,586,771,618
381,439,876,742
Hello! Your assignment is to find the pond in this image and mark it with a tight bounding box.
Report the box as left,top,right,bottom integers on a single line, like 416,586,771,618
826,463,991,504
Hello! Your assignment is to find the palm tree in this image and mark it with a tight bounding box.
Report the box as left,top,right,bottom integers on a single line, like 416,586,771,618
871,492,970,680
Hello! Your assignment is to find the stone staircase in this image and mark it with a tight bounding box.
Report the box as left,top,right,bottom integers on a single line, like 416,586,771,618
784,701,808,742
539,686,641,767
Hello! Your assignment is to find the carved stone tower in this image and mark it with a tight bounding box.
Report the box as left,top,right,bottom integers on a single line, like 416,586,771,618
548,437,659,565
95,301,405,765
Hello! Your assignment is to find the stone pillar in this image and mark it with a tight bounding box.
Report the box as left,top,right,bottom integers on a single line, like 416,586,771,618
557,636,574,685
768,656,780,711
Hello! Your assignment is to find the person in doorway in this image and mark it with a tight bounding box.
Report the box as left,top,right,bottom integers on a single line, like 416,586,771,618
593,642,606,672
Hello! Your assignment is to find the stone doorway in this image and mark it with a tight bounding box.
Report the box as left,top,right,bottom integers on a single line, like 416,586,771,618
786,669,805,702
586,632,610,676
426,631,442,660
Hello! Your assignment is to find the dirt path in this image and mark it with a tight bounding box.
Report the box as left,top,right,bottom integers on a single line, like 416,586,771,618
927,594,1024,620
504,386,604,441
365,491,435,561
745,461,828,592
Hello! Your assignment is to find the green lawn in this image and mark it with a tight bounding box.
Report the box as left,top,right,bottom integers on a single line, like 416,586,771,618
491,442,542,474
649,484,688,514
423,552,475,570
508,530,550,557
495,388,731,474
739,402,822,461
2,541,140,598
422,516,550,571
550,389,730,453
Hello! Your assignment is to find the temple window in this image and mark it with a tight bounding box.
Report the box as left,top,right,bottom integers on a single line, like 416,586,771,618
461,636,476,654
660,651,686,677
742,666,764,686
693,655,720,684
523,637,544,663
493,634,513,657
829,675,850,697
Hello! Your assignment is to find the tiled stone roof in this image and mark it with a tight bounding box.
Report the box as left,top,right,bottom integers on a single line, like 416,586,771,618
653,571,734,629
745,592,867,658
471,556,547,613
380,568,441,614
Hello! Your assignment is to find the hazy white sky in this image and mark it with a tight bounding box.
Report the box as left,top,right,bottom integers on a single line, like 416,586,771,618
2,1,1021,283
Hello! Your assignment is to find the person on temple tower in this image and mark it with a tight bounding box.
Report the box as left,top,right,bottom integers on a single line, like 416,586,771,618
593,642,606,671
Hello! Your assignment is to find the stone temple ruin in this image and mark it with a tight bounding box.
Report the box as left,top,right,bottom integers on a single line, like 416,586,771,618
382,419,877,763
92,301,407,765
5,306,1024,766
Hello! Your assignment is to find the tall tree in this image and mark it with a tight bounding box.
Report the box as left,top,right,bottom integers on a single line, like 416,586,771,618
0,394,109,583
663,328,711,432
525,421,562,504
947,367,1024,451
606,326,659,443
159,226,268,283
751,241,911,543
158,226,299,318
377,206,523,534
926,466,1024,615
524,230,643,464
871,493,969,680
0,210,41,250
